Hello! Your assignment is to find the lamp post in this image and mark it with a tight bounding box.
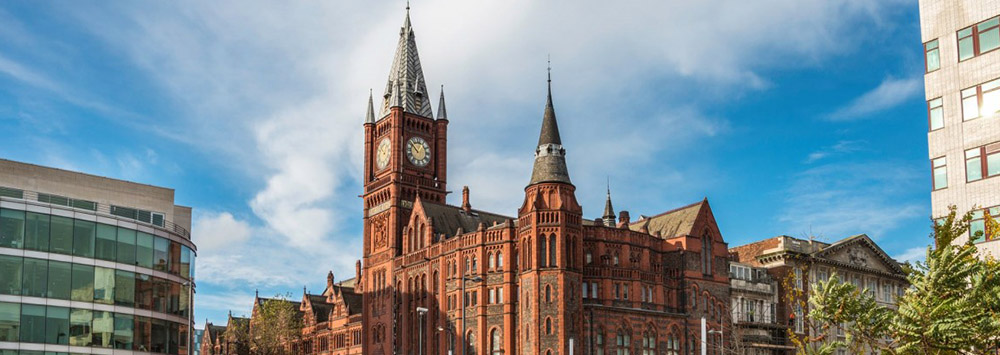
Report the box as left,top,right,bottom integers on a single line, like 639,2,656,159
461,274,483,355
701,317,724,355
417,306,429,355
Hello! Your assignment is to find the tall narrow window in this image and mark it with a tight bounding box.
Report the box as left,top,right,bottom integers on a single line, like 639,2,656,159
539,236,547,268
497,252,503,269
925,39,940,72
963,86,981,120
933,157,948,190
959,26,976,60
548,234,556,267
928,98,944,131
967,147,984,182
490,328,501,355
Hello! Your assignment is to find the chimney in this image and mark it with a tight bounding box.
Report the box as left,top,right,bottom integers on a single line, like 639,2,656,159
618,210,630,228
355,260,362,281
461,186,471,212
327,270,335,288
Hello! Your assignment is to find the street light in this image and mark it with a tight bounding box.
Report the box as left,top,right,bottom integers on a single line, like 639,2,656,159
461,275,483,355
417,306,429,355
701,317,724,355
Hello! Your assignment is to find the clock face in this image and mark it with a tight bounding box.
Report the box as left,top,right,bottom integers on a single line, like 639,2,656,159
376,138,391,170
406,136,431,167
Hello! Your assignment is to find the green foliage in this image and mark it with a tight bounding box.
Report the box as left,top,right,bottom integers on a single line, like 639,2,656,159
801,205,1000,355
249,293,304,355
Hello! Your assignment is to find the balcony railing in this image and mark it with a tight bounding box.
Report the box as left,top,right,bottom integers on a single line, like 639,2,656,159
0,186,190,239
732,309,778,325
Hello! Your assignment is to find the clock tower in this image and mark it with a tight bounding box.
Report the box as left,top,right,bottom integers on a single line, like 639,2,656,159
361,6,448,355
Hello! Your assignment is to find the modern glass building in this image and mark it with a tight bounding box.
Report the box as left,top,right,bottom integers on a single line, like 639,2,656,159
0,159,196,355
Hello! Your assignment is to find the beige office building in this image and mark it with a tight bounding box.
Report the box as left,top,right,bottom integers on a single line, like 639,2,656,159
0,159,196,354
919,0,1000,252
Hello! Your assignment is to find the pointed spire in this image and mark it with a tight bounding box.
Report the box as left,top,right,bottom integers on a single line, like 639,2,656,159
603,178,616,227
437,85,448,120
529,59,571,186
365,89,376,124
380,5,434,118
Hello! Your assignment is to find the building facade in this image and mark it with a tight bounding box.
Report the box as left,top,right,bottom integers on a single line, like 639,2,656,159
730,235,908,354
919,0,1000,252
727,261,791,355
0,159,196,355
354,8,732,355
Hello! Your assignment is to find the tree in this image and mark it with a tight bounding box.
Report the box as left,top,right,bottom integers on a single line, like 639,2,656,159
248,294,304,355
803,205,1000,355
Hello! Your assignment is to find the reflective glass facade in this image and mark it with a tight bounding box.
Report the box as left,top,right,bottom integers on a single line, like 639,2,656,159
0,205,193,355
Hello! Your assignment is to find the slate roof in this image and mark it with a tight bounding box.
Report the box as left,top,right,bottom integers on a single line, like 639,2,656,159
340,288,363,315
208,325,227,342
421,201,512,238
306,294,332,323
528,74,572,186
379,7,434,118
627,200,705,238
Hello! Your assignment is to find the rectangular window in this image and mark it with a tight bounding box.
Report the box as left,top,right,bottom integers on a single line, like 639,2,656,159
169,241,181,275
591,282,598,298
94,266,115,305
72,264,95,302
983,79,1000,116
136,232,154,269
46,260,72,300
21,257,47,298
45,305,70,345
115,270,135,307
113,313,134,349
23,212,49,252
116,228,136,266
988,143,1000,177
135,274,153,310
0,209,25,249
928,98,944,131
925,39,940,72
933,157,948,190
69,308,93,347
92,311,114,348
489,289,495,304
0,302,19,341
957,16,1000,60
19,304,46,343
970,206,1000,243
153,237,169,272
967,148,984,182
180,246,191,279
959,26,976,60
0,255,21,295
94,224,117,261
498,286,503,304
582,283,588,299
73,219,96,258
49,216,74,255
963,87,980,120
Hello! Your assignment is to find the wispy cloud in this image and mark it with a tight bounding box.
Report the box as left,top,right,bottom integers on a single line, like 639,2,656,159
828,77,923,121
894,246,926,264
778,161,925,239
806,140,866,163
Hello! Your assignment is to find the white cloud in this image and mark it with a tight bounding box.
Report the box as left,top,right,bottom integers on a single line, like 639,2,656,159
192,212,253,253
828,77,923,120
893,246,926,264
806,140,866,163
778,161,926,239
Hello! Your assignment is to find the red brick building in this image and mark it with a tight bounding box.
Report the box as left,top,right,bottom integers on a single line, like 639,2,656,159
355,7,732,355
202,7,735,355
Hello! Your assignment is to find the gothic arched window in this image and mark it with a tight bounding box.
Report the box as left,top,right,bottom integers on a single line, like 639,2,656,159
497,252,503,269
615,328,631,355
466,331,476,355
548,233,556,266
546,317,553,334
641,328,656,355
539,235,547,267
596,327,605,355
488,252,495,270
490,328,502,355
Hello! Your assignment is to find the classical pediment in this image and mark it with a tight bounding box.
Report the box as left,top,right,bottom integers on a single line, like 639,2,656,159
813,234,904,276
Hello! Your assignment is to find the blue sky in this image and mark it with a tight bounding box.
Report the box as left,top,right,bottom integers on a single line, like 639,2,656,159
0,0,930,326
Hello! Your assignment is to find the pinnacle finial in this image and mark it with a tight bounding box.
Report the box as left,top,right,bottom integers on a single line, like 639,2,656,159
437,85,448,120
365,89,376,124
603,178,616,226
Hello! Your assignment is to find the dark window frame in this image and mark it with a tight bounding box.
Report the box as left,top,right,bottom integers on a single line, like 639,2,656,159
958,15,1000,61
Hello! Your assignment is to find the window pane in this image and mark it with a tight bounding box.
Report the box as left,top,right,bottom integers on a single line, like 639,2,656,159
69,309,93,347
49,216,74,255
21,258,47,298
114,313,134,349
137,232,154,269
963,94,980,120
154,237,169,272
926,47,940,72
24,212,49,252
983,88,1000,115
73,220,95,258
988,153,1000,177
117,227,136,265
980,27,1000,53
971,219,986,242
934,166,948,190
150,318,168,353
92,311,114,348
0,302,19,341
967,156,983,181
136,274,153,310
959,36,975,60
46,260,72,300
94,266,115,305
180,246,191,279
169,241,181,275
71,264,94,302
0,255,21,295
19,304,46,343
45,305,69,345
115,270,135,307
0,209,25,249
929,103,944,130
134,315,151,352
153,277,168,313
95,223,117,261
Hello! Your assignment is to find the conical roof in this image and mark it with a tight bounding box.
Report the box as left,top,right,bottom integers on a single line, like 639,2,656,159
528,68,571,186
379,8,434,118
